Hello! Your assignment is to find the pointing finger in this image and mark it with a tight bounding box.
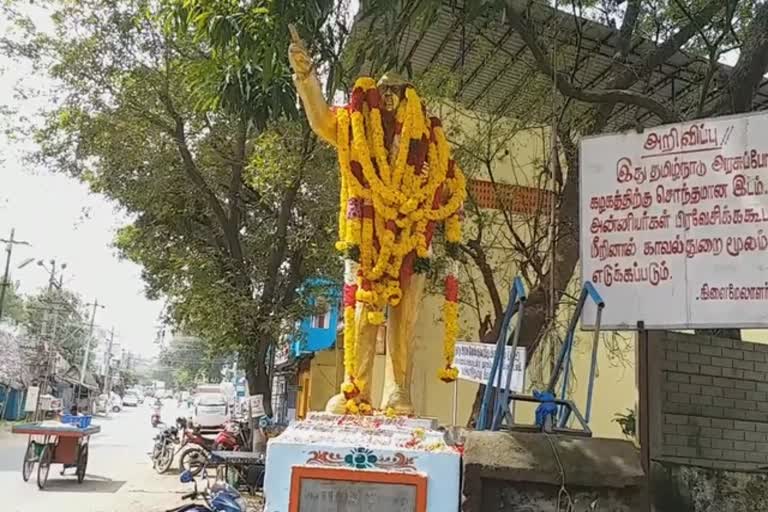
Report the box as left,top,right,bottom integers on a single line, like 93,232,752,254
288,24,303,45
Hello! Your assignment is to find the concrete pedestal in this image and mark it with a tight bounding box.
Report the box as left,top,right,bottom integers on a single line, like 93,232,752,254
263,412,461,512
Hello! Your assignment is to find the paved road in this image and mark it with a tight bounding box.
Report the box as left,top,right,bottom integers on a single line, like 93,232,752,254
0,401,195,512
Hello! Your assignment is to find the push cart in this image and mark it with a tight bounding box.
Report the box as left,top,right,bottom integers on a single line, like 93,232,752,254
12,421,101,489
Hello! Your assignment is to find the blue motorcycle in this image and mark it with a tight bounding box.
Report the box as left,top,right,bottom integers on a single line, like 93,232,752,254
166,469,247,512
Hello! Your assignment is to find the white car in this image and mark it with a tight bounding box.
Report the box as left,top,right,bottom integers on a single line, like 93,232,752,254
193,394,229,428
96,393,122,413
122,392,139,407
110,392,123,412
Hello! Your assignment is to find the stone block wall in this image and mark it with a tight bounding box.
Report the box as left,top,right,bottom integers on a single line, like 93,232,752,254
650,461,768,512
646,331,768,471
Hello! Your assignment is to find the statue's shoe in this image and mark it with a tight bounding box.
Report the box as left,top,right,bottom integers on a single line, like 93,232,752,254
324,393,374,415
324,393,348,415
382,388,414,416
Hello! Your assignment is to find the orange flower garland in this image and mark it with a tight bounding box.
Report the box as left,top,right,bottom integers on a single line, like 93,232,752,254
335,77,466,412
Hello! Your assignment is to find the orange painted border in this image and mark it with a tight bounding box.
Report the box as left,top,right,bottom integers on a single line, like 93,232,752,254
289,465,427,512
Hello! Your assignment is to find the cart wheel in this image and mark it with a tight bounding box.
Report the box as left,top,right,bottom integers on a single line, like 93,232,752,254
76,444,88,484
36,444,52,490
22,441,37,482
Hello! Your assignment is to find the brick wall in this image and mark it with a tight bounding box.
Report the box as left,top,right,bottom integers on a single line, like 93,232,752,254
646,331,768,471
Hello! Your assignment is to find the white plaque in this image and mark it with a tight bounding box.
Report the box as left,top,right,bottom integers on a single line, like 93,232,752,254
454,342,525,392
298,479,416,512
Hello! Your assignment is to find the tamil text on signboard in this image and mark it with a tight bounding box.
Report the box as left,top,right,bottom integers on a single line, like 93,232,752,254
454,342,525,392
580,112,768,329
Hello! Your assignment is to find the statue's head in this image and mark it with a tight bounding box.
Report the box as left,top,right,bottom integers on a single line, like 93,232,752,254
377,72,410,112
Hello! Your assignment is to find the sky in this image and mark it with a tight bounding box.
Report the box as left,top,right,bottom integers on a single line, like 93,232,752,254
0,5,164,358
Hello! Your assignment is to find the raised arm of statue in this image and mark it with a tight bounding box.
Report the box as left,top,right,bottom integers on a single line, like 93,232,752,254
288,25,337,146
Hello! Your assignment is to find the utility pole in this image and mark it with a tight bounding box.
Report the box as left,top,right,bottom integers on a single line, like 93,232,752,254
80,299,104,384
33,303,60,422
103,327,115,397
77,300,104,410
0,229,31,321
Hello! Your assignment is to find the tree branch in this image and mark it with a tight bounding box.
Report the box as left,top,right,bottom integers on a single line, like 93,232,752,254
617,0,642,59
608,0,723,90
462,239,504,321
228,115,248,229
505,4,681,123
712,2,768,115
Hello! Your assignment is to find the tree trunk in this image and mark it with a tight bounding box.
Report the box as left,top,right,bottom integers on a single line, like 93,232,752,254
244,345,273,418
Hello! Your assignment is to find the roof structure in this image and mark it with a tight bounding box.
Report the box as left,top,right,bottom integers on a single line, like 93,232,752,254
352,0,768,131
61,363,100,391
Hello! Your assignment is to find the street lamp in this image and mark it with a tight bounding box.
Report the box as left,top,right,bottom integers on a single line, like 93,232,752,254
17,257,35,269
37,259,67,290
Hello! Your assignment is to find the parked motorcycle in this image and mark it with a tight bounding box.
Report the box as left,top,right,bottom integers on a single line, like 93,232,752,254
213,420,250,451
152,423,180,474
179,425,216,476
166,470,246,512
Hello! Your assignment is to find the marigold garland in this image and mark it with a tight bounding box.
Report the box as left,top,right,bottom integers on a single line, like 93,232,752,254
335,77,466,413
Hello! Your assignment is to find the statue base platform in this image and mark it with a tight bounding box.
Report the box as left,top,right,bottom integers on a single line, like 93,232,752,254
263,412,461,512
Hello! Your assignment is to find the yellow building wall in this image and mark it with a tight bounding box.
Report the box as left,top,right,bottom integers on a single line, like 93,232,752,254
307,348,341,413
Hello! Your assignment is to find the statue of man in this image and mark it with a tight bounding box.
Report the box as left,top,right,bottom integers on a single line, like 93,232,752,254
288,27,465,416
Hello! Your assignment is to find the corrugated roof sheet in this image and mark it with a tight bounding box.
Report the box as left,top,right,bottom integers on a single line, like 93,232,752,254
352,1,768,130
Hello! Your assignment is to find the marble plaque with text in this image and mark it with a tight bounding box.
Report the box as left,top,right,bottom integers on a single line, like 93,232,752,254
298,478,416,512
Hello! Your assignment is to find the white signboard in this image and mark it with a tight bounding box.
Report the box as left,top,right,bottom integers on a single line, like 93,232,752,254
454,342,525,392
248,394,266,418
24,386,39,412
581,111,768,329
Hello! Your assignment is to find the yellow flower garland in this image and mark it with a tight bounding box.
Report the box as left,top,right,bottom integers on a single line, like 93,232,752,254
441,302,460,368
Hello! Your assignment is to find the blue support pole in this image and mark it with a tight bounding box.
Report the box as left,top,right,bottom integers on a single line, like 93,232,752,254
558,332,574,427
551,282,605,428
477,278,523,431
491,278,526,430
583,282,605,425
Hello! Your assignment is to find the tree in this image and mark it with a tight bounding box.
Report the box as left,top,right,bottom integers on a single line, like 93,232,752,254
0,282,25,325
350,0,768,421
22,287,90,366
158,335,226,389
8,0,348,411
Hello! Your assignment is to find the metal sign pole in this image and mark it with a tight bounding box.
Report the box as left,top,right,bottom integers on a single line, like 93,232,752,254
452,379,458,427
